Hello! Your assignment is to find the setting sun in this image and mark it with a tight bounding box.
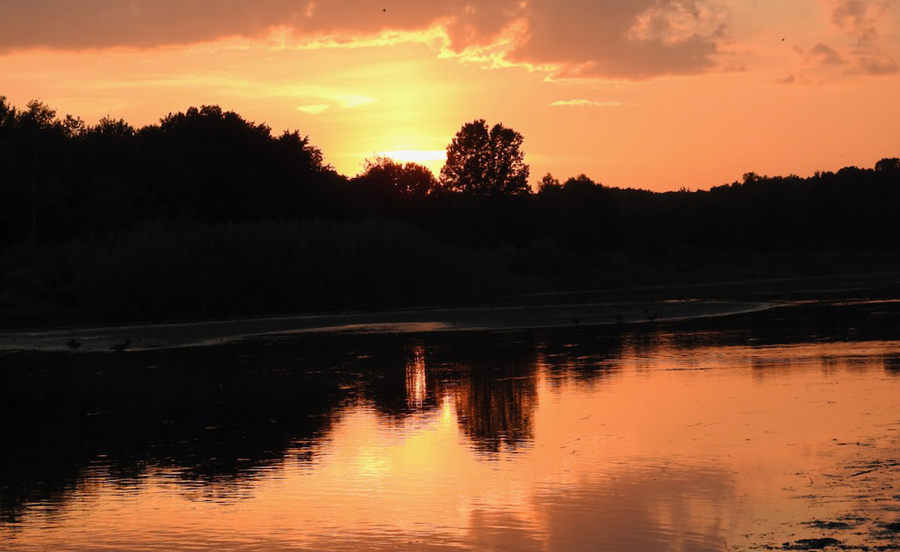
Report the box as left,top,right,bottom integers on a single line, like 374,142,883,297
2,3,900,552
1,0,896,190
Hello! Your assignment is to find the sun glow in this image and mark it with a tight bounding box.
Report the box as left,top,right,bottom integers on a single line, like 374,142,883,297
378,149,447,176
378,149,446,164
405,344,428,410
1,1,896,191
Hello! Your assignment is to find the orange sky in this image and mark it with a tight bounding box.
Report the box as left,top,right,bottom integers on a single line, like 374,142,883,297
1,0,898,191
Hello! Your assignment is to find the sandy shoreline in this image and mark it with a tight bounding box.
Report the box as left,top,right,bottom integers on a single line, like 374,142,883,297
0,299,773,353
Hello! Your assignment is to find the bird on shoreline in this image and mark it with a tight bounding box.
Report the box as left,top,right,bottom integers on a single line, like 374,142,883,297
66,339,81,349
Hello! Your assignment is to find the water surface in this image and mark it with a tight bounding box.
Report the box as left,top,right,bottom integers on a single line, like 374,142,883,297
2,300,900,551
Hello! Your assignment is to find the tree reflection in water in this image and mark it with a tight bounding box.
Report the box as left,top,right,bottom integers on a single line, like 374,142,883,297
4,299,900,550
0,328,630,524
0,340,350,523
451,344,538,454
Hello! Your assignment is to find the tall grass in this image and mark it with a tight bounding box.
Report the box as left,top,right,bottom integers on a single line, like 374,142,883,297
0,219,513,327
3,216,897,329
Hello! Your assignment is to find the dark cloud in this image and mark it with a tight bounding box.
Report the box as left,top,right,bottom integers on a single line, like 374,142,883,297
0,1,292,50
809,42,846,65
505,0,727,79
821,0,898,77
776,72,798,85
0,0,730,80
831,0,876,44
845,55,899,74
0,0,452,51
442,0,527,51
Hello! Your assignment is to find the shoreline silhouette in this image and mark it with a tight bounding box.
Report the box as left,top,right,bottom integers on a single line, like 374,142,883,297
1,96,898,331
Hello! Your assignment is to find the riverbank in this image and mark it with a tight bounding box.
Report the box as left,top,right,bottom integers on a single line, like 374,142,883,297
0,299,772,353
3,269,900,353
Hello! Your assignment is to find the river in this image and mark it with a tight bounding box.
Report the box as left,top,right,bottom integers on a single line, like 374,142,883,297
2,298,899,550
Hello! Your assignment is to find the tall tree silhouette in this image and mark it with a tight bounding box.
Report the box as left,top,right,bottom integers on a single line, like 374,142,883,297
439,119,530,195
138,105,329,222
0,98,76,243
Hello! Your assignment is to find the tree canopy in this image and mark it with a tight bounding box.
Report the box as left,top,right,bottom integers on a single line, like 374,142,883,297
1,94,899,255
354,155,436,199
439,119,530,195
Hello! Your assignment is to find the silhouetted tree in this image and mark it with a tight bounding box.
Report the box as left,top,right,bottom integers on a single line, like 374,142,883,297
563,173,601,191
354,155,436,199
89,117,136,140
0,98,77,243
135,105,332,222
537,173,562,193
875,157,900,173
440,119,529,195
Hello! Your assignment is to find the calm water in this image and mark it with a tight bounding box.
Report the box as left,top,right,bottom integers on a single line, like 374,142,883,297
2,300,900,551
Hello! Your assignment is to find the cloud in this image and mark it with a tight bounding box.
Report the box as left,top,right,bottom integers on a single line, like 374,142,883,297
830,0,879,45
296,104,330,115
845,55,899,74
809,42,846,65
291,93,378,113
783,1,898,81
550,99,626,107
776,73,798,85
0,1,281,51
504,0,730,79
0,0,735,80
330,94,378,109
814,0,899,76
0,0,439,52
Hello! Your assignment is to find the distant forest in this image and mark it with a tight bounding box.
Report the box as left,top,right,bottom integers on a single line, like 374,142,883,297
2,96,899,327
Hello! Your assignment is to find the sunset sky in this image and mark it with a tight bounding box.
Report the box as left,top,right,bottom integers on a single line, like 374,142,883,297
1,0,898,191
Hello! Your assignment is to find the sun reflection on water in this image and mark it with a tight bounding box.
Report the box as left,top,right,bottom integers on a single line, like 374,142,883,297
3,318,900,551
405,343,427,410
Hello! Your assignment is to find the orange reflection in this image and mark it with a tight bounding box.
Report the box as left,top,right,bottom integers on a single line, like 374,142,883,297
405,343,428,410
3,337,900,551
452,356,538,454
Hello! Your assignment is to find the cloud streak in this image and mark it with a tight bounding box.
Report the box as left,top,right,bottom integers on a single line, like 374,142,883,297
550,99,626,107
0,0,733,80
2,1,896,80
296,104,330,115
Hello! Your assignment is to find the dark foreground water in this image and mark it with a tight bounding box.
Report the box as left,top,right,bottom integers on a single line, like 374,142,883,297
2,299,900,551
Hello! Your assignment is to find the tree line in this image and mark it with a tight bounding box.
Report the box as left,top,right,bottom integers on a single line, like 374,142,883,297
2,95,899,248
2,96,898,251
1,95,899,326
